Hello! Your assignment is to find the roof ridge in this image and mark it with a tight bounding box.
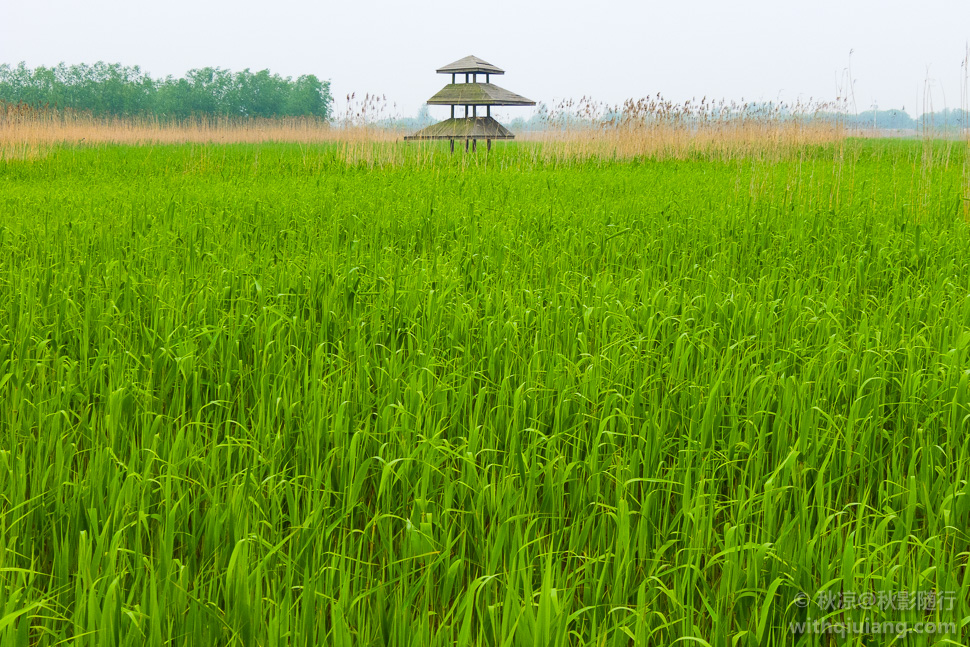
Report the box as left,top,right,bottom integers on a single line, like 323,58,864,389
436,55,505,75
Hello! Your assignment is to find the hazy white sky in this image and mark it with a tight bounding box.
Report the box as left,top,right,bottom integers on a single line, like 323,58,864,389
2,0,969,119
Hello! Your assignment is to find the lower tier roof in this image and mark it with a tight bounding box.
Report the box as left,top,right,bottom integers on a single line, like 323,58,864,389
404,116,515,140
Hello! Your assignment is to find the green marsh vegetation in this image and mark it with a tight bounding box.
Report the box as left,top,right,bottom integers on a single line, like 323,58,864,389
1,139,969,645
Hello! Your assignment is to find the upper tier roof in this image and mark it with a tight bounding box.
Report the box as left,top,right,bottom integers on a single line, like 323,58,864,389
426,83,535,106
436,55,505,75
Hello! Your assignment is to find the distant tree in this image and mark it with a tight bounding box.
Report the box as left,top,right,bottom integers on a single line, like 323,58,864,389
281,74,327,117
918,108,969,131
182,67,232,115
846,109,915,130
415,104,433,126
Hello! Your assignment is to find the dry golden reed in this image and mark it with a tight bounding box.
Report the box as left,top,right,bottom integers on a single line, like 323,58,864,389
521,120,844,162
0,104,399,161
520,95,845,162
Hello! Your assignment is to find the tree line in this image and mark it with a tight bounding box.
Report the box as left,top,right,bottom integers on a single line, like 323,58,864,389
832,108,969,131
0,62,332,120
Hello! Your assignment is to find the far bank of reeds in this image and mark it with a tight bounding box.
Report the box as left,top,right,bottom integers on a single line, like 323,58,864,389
4,95,968,166
1,96,845,163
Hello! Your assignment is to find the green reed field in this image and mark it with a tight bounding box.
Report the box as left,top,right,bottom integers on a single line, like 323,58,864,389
1,140,970,646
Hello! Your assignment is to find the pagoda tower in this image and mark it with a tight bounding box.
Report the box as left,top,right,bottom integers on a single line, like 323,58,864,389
405,55,535,152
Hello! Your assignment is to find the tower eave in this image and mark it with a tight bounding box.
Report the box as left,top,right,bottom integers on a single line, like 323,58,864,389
425,83,535,107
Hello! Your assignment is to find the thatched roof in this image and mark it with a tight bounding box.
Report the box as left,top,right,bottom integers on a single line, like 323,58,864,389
436,56,505,75
404,116,515,140
426,83,535,107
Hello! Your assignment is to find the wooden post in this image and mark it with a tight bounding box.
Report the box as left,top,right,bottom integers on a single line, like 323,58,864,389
487,106,491,117
472,139,477,152
487,139,492,151
451,105,454,119
465,73,469,83
452,73,456,84
486,74,490,84
473,105,477,118
465,139,470,152
450,139,455,154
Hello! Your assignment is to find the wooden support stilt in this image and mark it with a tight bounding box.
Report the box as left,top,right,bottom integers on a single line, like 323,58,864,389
465,139,469,152
487,139,491,151
472,139,477,152
450,139,455,154
450,105,454,118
